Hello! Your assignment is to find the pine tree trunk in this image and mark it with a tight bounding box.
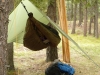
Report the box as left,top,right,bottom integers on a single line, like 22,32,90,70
94,16,96,37
78,0,83,26
0,1,10,75
7,43,15,71
71,3,77,34
89,17,92,34
7,0,15,71
94,0,99,38
46,46,58,62
0,0,13,75
83,0,87,36
46,0,58,62
71,0,73,20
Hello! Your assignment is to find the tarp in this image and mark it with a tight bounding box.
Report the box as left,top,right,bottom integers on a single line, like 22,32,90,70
8,0,49,43
7,0,84,50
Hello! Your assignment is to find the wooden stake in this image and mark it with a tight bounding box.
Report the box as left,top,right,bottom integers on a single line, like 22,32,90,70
58,0,70,63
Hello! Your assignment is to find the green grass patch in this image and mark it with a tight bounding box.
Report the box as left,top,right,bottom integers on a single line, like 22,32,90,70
7,70,17,75
68,33,100,56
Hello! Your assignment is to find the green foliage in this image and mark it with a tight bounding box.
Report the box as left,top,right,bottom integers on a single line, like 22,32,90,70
14,0,22,7
7,70,17,75
14,0,48,12
73,0,80,3
29,0,48,11
48,0,55,6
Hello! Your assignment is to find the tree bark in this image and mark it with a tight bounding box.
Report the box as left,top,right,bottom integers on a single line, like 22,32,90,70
94,0,99,38
89,17,92,35
0,0,13,74
46,0,58,62
7,0,15,71
7,43,15,71
71,0,73,20
94,15,96,37
78,0,83,26
71,3,77,34
0,0,12,75
46,46,58,62
83,0,87,36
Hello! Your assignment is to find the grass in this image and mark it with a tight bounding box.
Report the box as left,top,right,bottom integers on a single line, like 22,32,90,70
13,33,100,75
7,70,17,75
69,33,100,55
68,34,100,75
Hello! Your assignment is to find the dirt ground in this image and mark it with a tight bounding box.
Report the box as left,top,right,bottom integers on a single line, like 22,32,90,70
14,22,100,75
14,45,100,75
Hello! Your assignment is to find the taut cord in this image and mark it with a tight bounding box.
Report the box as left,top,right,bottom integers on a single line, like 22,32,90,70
21,2,29,14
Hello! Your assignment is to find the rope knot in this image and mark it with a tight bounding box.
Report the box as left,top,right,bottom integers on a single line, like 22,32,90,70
28,12,33,18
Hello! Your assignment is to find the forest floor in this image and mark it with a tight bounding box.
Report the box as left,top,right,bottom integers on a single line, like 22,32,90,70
14,22,100,75
13,24,100,75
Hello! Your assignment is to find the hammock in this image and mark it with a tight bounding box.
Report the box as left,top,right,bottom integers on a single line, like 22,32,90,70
23,13,61,51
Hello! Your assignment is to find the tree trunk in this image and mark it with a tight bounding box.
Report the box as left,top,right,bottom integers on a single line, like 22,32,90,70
94,15,96,37
0,0,12,75
88,3,94,35
7,0,15,71
7,43,15,71
46,0,58,62
83,0,87,36
71,0,73,20
46,46,58,62
71,3,77,34
88,17,92,35
94,0,99,38
78,0,83,26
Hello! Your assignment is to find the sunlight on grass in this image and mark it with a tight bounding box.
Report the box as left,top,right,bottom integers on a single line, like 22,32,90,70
69,33,100,44
69,34,100,48
14,50,34,57
69,33,100,55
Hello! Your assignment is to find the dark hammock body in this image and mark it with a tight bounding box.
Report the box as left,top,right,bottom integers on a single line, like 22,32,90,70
23,13,61,51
